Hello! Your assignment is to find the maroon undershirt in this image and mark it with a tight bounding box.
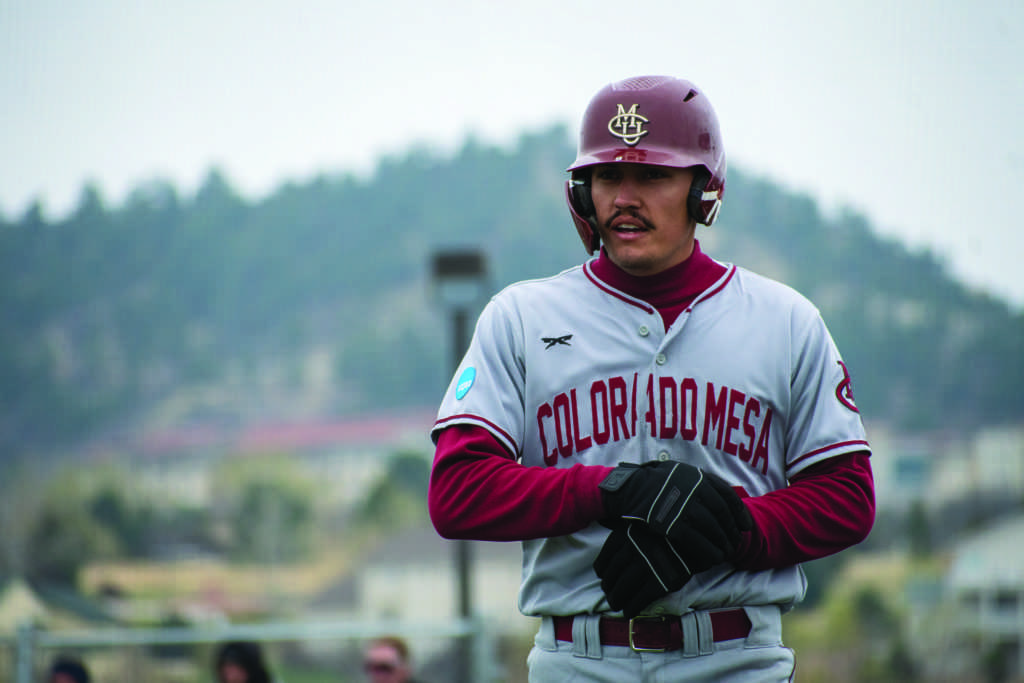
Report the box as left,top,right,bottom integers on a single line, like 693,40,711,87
429,242,875,570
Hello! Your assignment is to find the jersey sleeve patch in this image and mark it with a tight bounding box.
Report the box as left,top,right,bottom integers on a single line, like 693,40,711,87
455,366,477,400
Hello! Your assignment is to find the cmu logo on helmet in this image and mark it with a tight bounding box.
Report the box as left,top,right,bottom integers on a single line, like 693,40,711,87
608,104,649,146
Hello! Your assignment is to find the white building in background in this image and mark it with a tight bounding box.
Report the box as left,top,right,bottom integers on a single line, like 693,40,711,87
356,526,530,633
867,422,1024,512
300,525,535,672
968,425,1024,493
942,515,1024,679
865,424,937,512
931,424,1024,509
121,409,437,509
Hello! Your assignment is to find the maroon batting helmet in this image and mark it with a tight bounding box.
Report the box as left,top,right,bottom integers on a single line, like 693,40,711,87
566,75,727,254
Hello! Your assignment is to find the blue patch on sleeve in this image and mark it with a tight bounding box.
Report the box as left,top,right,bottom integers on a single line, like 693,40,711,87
455,366,476,400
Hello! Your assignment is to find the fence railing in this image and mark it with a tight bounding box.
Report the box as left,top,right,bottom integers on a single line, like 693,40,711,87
2,615,498,683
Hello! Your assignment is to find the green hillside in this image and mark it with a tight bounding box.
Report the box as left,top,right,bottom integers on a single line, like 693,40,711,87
2,125,1021,460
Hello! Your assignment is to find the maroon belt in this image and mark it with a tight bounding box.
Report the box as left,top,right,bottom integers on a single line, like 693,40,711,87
553,609,751,652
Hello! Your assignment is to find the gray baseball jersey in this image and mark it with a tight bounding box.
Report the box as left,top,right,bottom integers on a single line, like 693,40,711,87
432,258,870,617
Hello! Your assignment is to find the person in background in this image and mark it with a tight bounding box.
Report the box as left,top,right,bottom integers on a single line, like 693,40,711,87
214,640,273,683
362,636,424,683
47,656,91,683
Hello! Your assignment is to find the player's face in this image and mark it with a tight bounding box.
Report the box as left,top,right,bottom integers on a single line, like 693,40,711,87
590,163,697,276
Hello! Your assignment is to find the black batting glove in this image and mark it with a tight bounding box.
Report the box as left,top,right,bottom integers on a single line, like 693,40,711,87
593,522,692,619
599,460,753,571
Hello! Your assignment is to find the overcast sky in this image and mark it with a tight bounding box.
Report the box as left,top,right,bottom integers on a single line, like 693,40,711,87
3,0,1022,307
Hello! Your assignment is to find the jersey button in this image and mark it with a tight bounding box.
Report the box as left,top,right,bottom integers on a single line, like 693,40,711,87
638,325,650,337
655,353,667,365
658,451,670,461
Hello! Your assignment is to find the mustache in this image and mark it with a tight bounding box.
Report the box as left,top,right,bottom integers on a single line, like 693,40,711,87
603,211,654,231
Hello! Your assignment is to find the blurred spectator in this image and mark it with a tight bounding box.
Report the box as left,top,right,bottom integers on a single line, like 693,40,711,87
362,636,424,683
47,656,91,683
214,640,273,683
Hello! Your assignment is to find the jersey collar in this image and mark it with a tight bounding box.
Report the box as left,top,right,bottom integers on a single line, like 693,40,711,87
588,239,728,309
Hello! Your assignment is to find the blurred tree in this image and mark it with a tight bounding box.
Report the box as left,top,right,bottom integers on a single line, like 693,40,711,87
0,461,47,577
89,484,156,557
26,473,119,585
851,585,900,639
357,450,431,530
210,454,316,563
906,500,932,558
981,640,1015,683
799,553,845,609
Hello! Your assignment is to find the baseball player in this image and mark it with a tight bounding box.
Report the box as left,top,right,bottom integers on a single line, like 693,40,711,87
428,75,874,682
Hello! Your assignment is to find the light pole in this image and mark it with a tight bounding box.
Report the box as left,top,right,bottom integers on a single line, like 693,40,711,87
430,248,488,683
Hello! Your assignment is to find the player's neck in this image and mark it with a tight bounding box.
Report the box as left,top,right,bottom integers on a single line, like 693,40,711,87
590,240,727,329
592,241,720,301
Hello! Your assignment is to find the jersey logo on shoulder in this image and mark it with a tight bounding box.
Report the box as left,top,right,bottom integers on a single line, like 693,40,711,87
835,360,859,413
541,334,573,349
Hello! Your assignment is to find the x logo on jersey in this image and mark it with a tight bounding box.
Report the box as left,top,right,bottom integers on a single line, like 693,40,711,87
542,334,573,349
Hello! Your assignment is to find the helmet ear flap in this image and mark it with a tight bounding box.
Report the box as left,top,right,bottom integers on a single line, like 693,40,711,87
687,168,711,225
570,171,596,219
567,172,600,254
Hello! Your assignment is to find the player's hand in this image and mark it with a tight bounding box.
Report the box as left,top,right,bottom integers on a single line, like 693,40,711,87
593,522,692,618
598,460,753,570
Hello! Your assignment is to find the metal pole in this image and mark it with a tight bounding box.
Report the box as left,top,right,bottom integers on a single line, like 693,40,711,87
452,308,473,621
430,249,487,683
452,306,475,683
451,307,470,387
15,622,34,683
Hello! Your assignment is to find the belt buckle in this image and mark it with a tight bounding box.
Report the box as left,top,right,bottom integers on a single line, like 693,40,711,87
628,615,668,652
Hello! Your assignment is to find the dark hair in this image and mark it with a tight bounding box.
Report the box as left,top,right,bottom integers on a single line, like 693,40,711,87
49,656,91,683
214,640,272,683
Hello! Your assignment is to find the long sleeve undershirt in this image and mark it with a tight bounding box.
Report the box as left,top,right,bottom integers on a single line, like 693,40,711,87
428,423,874,568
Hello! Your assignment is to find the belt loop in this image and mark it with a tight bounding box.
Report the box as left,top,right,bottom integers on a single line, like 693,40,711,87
695,610,714,656
680,611,699,658
572,614,603,659
742,605,783,647
536,616,558,652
